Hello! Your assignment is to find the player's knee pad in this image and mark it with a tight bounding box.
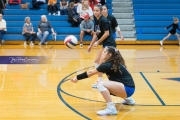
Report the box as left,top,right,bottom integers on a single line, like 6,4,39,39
94,63,100,68
97,84,108,92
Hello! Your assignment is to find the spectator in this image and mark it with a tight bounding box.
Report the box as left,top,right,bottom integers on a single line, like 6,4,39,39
69,0,80,7
0,13,6,45
77,0,84,14
68,2,80,27
47,0,59,15
31,0,46,10
22,17,37,46
98,0,105,5
0,8,4,15
79,0,93,21
37,15,56,45
79,13,94,48
69,0,80,14
60,0,68,15
88,0,98,10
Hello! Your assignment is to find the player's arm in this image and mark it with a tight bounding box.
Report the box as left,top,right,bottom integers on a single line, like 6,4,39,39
71,69,99,83
166,23,173,29
89,31,97,47
97,30,109,44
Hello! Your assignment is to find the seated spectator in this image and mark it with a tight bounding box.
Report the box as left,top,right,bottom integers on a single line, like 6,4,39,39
31,0,46,10
69,0,80,7
22,17,37,46
0,8,4,15
37,15,56,45
77,0,84,14
60,0,68,15
79,13,94,48
69,0,80,14
98,0,105,5
68,2,80,27
47,0,59,15
79,0,93,21
88,0,98,10
0,14,6,45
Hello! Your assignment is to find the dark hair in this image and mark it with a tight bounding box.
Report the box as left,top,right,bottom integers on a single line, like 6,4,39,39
94,4,103,11
105,46,126,72
102,5,108,9
69,2,74,8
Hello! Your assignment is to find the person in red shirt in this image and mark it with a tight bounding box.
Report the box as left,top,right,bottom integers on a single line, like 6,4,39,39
88,0,98,10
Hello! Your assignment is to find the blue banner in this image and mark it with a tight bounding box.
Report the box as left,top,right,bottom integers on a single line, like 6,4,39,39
0,56,50,64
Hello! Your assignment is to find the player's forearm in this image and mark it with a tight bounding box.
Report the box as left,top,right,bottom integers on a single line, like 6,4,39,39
97,31,109,44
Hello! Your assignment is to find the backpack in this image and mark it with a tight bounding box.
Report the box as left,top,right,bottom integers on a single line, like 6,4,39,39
9,0,21,4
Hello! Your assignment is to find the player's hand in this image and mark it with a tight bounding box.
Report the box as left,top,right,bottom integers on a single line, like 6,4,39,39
121,36,124,41
87,46,92,52
71,77,78,83
93,41,99,47
87,29,90,33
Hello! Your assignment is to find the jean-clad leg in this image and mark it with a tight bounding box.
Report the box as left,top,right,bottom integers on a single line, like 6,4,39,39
41,31,49,43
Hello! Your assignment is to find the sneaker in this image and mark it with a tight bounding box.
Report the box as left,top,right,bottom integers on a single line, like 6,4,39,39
44,42,48,45
80,43,83,48
1,39,5,44
179,43,180,46
30,41,34,46
38,42,42,46
24,41,27,46
121,97,135,105
97,106,117,116
48,13,51,15
92,83,98,88
52,13,56,16
160,41,163,46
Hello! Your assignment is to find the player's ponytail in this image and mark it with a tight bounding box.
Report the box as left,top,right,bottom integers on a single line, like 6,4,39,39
105,46,126,73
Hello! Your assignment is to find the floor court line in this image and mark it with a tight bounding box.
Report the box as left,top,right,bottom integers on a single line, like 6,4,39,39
140,72,166,106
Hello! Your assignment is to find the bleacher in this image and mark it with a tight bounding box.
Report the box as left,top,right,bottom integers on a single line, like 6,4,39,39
3,0,112,42
133,0,180,40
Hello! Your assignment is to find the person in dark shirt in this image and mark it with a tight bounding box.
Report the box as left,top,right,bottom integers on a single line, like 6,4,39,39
67,2,80,27
160,17,180,46
88,4,116,88
71,46,135,116
102,5,124,40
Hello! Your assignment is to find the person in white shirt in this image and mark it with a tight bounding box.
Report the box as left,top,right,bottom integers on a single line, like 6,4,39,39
78,0,93,21
0,14,6,45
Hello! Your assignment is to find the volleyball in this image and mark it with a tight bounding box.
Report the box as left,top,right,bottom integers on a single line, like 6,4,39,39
64,35,78,49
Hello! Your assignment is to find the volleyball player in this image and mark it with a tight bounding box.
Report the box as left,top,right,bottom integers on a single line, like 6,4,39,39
160,17,180,46
71,46,135,116
102,5,124,40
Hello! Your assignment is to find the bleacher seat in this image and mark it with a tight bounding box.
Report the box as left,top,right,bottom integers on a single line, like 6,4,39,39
133,0,180,40
3,0,113,41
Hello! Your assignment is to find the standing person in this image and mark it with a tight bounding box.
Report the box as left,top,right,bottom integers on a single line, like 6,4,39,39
87,5,115,88
22,17,37,46
79,13,94,48
0,13,6,45
71,46,135,116
102,5,124,41
60,0,68,15
37,15,56,45
160,17,180,46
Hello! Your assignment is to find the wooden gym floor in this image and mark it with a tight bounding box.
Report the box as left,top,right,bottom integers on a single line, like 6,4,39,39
0,45,180,120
